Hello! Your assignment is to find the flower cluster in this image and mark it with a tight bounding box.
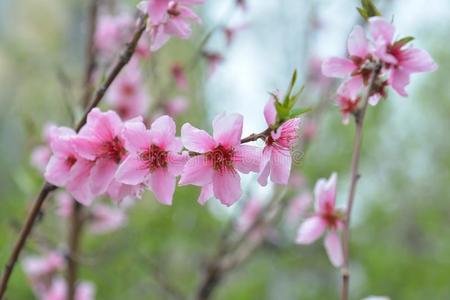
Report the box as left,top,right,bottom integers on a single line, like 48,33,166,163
44,96,302,207
322,17,437,123
137,0,205,51
22,252,95,300
296,173,344,267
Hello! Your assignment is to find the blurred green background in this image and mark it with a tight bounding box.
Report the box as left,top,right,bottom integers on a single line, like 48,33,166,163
1,0,450,299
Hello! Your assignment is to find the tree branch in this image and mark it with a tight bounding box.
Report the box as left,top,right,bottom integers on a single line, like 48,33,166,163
340,62,382,300
0,13,148,299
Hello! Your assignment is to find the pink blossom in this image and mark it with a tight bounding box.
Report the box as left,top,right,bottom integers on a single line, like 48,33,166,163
138,0,204,51
39,277,95,300
322,25,371,95
30,124,58,173
106,61,150,121
171,63,188,90
202,51,224,75
285,192,312,225
115,115,187,205
179,113,261,206
88,204,127,234
336,84,361,125
55,191,74,218
236,198,263,233
258,97,301,186
368,17,437,96
296,173,344,267
22,252,65,287
164,96,190,117
44,127,94,206
72,109,130,201
95,13,150,59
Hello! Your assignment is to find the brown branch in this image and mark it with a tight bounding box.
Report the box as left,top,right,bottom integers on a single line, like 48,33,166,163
0,14,148,300
67,1,99,298
340,62,382,300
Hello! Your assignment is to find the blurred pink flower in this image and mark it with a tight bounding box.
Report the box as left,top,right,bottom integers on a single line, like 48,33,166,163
39,277,95,300
258,97,301,186
179,113,261,206
336,84,361,125
22,251,64,288
88,204,127,234
285,192,312,225
44,127,95,205
202,51,224,75
296,173,344,267
171,63,188,90
106,60,150,121
116,115,187,205
164,96,189,117
236,198,263,233
138,0,204,51
368,17,437,96
55,191,73,218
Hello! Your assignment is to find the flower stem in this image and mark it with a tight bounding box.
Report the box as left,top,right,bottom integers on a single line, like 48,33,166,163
340,62,382,300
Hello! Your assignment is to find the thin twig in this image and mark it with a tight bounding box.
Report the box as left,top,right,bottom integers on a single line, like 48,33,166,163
67,2,99,298
0,14,148,300
340,62,382,300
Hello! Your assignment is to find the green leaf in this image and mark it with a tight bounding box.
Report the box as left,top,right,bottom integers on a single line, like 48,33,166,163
357,0,382,21
289,107,312,118
284,70,298,105
393,36,415,49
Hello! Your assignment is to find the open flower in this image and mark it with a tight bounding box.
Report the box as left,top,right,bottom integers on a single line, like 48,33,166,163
258,97,301,186
22,252,65,289
72,109,130,199
115,115,187,205
138,0,204,51
88,204,127,234
322,25,372,96
39,277,95,300
368,17,437,96
44,127,94,205
179,113,261,206
296,173,344,267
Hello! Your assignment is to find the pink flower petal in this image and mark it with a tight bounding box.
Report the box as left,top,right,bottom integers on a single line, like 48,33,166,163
89,159,117,195
389,68,410,97
263,96,277,126
321,57,355,78
181,123,216,153
71,136,101,160
257,146,272,187
149,115,177,149
44,156,71,186
198,183,213,205
337,76,364,99
178,155,213,186
115,155,147,185
369,16,395,45
270,149,292,185
66,160,95,206
348,25,369,58
147,168,176,205
212,170,242,206
233,145,262,174
147,0,170,25
314,173,337,213
295,216,326,244
400,48,438,73
212,113,243,148
324,230,344,267
167,152,188,176
123,121,151,154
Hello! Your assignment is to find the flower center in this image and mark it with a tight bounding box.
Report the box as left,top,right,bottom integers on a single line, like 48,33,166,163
120,82,136,96
139,144,168,171
101,136,127,163
205,144,235,173
66,155,77,168
167,3,181,17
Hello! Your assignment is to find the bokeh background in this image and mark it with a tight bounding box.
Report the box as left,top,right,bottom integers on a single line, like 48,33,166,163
1,0,450,299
